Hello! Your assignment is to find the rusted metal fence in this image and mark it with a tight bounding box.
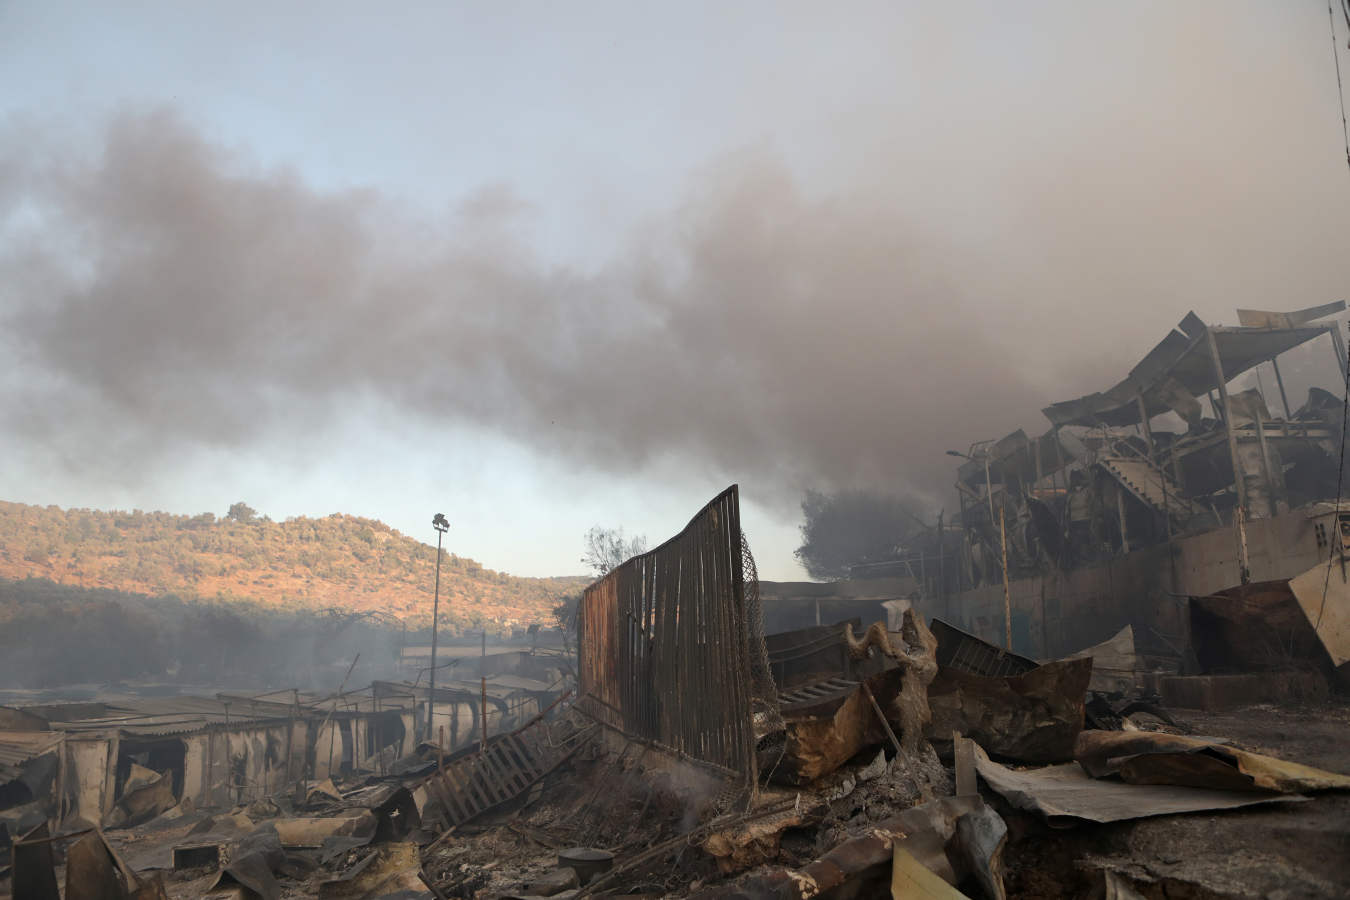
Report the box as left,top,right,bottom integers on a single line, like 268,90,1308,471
578,485,758,781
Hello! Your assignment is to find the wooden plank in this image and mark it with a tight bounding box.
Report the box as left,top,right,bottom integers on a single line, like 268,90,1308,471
436,775,472,824
485,744,522,795
487,744,527,796
475,755,511,805
509,734,542,779
502,736,540,784
953,733,977,798
488,744,523,793
427,776,467,827
453,761,494,813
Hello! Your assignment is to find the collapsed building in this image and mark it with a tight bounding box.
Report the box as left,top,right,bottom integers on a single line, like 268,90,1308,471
767,304,1350,700
0,664,567,839
563,484,1350,896
2,463,1350,897
929,303,1350,693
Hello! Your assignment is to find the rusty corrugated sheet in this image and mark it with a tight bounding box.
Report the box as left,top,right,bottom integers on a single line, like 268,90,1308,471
579,485,757,781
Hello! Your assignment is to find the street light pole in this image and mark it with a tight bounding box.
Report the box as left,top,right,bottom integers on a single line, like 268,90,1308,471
427,513,450,742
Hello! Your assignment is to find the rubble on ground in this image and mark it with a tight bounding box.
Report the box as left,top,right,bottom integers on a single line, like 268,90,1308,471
2,624,1348,899
5,483,1350,898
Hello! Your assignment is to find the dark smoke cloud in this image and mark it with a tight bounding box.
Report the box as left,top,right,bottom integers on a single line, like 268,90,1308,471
0,110,1035,503
3,2,1350,513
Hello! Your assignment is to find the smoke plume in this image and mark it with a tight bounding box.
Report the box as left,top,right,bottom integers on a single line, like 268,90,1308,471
3,4,1350,509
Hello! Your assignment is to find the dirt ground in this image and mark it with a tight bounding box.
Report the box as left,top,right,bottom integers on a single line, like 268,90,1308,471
1001,700,1350,900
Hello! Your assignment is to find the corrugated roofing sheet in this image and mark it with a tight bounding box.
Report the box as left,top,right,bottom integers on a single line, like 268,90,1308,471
22,684,426,737
45,695,281,735
0,731,63,766
1042,306,1342,428
483,675,559,693
0,731,63,781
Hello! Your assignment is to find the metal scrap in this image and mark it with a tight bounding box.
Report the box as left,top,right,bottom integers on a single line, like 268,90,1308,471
11,822,60,900
970,743,1304,826
763,612,939,787
1075,730,1350,792
66,829,140,900
105,765,176,829
766,668,905,785
690,796,1006,900
1066,626,1139,695
927,658,1092,763
930,620,1036,678
578,485,761,781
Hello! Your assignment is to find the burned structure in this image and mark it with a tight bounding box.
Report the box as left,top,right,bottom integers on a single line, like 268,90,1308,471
3,484,1350,900
577,485,769,783
0,666,568,835
922,303,1350,685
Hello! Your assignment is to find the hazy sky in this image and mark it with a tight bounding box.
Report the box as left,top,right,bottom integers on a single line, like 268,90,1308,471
2,2,1349,579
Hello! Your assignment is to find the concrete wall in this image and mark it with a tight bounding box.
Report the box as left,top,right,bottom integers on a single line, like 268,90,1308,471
425,695,540,753
54,704,430,821
181,723,299,806
936,506,1329,659
62,736,111,827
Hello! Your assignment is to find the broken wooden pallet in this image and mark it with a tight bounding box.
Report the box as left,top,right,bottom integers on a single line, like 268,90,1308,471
419,717,590,831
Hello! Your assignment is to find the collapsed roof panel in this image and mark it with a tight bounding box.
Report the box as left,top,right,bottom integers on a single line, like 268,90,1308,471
955,428,1076,489
1236,301,1348,329
1042,304,1344,428
0,731,63,782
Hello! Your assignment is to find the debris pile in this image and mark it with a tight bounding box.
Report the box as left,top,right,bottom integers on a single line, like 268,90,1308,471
3,609,1349,899
4,483,1350,898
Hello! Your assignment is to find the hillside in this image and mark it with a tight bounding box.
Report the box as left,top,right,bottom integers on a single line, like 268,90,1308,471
0,500,588,632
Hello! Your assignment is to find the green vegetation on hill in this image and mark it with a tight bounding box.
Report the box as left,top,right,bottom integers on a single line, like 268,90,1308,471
0,500,588,633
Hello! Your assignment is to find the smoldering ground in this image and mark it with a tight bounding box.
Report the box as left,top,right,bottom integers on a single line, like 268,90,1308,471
2,3,1349,514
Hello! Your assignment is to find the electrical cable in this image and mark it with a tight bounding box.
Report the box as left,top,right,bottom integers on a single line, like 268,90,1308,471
1314,319,1350,631
1331,0,1350,174
1312,0,1350,632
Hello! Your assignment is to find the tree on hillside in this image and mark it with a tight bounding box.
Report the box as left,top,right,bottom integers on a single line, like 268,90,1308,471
581,526,647,578
794,489,928,581
0,501,587,636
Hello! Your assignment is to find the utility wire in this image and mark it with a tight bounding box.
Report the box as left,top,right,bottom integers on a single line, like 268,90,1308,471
1315,2,1350,630
1315,320,1350,631
1331,0,1350,174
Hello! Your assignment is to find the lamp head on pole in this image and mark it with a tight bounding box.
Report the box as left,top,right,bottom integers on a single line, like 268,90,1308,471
432,513,449,534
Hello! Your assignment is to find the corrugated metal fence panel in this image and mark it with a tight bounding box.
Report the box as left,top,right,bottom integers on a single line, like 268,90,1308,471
579,577,621,730
578,485,756,781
